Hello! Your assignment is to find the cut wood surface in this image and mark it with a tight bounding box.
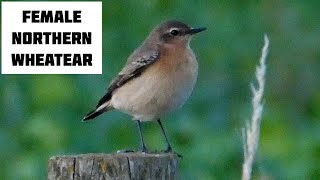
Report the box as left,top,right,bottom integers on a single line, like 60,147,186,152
48,152,180,180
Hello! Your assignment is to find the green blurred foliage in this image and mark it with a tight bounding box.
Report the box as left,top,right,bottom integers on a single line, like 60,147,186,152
1,0,320,179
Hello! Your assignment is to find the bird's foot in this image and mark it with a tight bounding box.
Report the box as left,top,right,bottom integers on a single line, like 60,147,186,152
140,145,149,153
116,149,135,153
164,146,172,153
163,146,183,158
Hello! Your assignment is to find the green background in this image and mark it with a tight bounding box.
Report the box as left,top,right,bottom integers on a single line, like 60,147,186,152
1,0,320,179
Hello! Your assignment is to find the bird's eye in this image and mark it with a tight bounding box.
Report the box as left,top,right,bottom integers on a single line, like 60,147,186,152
170,29,180,36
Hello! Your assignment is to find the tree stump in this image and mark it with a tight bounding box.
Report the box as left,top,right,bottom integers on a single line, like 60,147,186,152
48,153,180,180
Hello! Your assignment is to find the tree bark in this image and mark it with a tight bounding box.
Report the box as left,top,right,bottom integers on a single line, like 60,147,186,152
48,153,180,180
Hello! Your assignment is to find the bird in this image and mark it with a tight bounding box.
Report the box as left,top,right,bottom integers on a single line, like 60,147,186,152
83,20,206,153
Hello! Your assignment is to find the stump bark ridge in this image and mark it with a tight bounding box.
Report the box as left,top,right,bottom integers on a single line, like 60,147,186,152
48,152,179,180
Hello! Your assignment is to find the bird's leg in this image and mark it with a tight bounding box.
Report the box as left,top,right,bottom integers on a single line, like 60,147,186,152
136,120,148,152
157,119,172,152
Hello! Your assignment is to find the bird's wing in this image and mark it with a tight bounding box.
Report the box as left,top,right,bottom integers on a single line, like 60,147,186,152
96,51,160,108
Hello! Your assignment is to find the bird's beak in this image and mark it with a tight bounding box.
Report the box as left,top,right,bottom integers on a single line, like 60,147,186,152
186,27,207,35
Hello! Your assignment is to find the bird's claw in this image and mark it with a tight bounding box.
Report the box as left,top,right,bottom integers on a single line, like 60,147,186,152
116,149,135,153
162,147,183,158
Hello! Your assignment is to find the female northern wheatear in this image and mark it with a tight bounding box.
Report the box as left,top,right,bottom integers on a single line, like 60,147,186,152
84,20,206,152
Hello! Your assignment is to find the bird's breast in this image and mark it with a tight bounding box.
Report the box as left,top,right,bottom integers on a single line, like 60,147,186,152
111,48,198,121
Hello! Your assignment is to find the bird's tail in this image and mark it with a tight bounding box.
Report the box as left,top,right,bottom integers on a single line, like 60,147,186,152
83,109,104,121
83,102,112,121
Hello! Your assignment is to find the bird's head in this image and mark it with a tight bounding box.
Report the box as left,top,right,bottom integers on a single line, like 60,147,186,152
149,20,206,48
